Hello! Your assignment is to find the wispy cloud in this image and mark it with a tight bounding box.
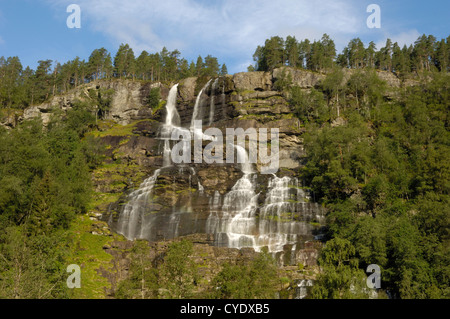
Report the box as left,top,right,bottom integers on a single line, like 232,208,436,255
45,0,418,73
375,29,421,50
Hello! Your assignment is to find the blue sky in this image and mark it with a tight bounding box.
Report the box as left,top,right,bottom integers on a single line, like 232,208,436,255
0,0,449,74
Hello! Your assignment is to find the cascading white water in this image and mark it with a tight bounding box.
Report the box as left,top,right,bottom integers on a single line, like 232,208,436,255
114,77,324,261
116,84,183,240
221,80,226,118
206,145,321,253
116,169,161,239
165,84,180,127
208,78,219,125
191,79,212,129
255,176,311,252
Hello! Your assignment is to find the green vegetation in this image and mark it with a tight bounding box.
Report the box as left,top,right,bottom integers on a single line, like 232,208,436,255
0,46,226,110
252,33,450,74
0,32,448,300
116,239,198,299
300,72,449,298
147,87,161,110
0,102,101,298
207,248,280,299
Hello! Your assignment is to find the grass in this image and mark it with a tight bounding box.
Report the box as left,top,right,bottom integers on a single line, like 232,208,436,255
88,119,154,138
65,214,126,299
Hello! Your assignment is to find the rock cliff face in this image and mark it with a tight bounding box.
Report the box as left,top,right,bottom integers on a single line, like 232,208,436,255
90,70,328,270
20,67,403,271
21,79,162,126
15,67,415,297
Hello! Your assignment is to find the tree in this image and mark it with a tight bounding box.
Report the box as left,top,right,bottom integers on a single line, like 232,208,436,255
311,238,373,299
253,45,265,71
435,38,449,72
136,50,151,80
320,34,336,69
87,48,112,80
347,38,365,69
365,41,377,68
290,86,328,123
203,55,220,77
322,67,345,117
298,39,311,69
195,56,204,76
392,42,409,76
147,87,161,110
34,60,53,103
263,36,285,71
347,69,386,111
178,58,191,79
285,35,299,67
114,44,136,79
220,63,228,75
211,249,279,299
0,226,69,299
160,240,197,299
115,240,158,299
0,56,23,108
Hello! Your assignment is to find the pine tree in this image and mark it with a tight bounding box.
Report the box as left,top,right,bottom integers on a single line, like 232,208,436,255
87,48,112,80
114,44,135,79
195,56,204,76
220,63,228,75
285,35,299,67
365,41,377,68
203,55,220,77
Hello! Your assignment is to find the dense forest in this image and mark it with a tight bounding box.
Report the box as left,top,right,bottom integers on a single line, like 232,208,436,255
0,45,227,109
251,33,450,74
300,70,449,298
0,33,448,299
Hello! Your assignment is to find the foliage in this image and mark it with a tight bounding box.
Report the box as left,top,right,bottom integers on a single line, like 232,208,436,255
303,73,450,298
290,86,328,124
160,240,198,299
147,87,161,110
210,249,279,299
0,46,226,110
0,107,102,298
311,238,373,299
273,68,293,92
251,33,449,75
0,226,69,299
115,240,158,299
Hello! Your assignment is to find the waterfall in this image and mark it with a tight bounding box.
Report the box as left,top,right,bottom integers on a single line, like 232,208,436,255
161,84,191,167
206,144,320,253
206,145,260,249
116,84,184,240
208,78,219,125
221,79,226,118
161,84,181,167
295,279,314,299
165,84,180,127
116,169,161,239
256,176,309,252
191,79,215,142
112,79,325,263
191,79,212,129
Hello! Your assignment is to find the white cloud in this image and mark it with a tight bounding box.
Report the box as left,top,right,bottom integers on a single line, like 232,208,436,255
375,29,421,51
46,0,367,73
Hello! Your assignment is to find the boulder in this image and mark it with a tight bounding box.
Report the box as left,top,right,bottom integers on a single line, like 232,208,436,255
375,70,401,88
178,77,198,102
233,72,272,91
273,67,325,88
